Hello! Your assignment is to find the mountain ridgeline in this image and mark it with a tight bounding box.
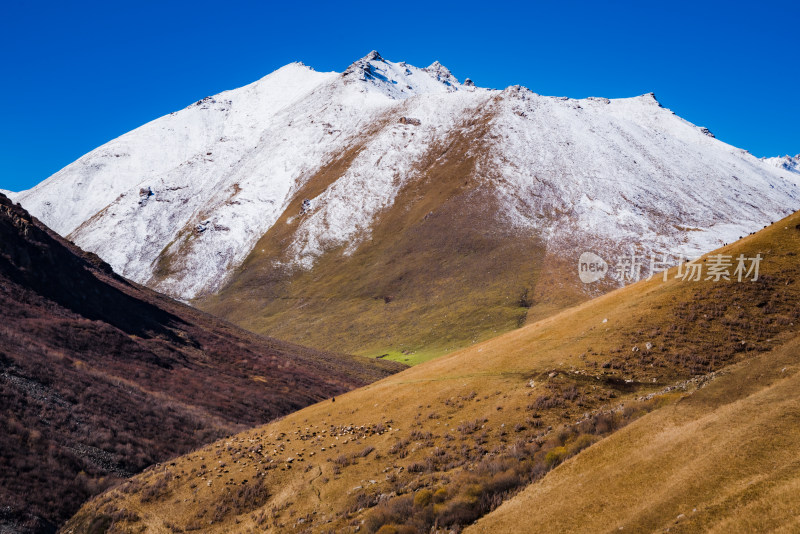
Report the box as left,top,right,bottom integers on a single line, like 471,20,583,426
10,51,800,362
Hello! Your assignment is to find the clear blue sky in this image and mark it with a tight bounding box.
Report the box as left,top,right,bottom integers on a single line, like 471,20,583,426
2,0,798,192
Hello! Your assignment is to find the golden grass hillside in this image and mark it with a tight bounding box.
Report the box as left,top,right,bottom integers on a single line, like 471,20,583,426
468,332,800,534
64,211,800,533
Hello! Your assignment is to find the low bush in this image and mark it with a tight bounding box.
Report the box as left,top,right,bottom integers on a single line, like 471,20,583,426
365,396,665,533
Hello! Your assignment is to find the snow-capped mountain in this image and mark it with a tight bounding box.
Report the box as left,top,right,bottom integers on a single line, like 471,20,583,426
15,52,494,298
11,51,800,355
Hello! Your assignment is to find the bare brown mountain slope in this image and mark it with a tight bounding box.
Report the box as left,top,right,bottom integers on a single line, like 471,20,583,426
64,210,800,532
198,103,604,364
0,194,402,533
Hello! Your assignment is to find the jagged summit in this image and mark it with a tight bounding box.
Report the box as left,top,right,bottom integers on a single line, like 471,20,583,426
364,49,383,61
423,60,458,85
342,51,463,97
343,50,385,74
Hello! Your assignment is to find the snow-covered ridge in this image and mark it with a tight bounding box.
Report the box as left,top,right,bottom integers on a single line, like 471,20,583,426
764,154,800,175
341,50,465,99
11,51,800,300
489,87,800,259
14,62,339,237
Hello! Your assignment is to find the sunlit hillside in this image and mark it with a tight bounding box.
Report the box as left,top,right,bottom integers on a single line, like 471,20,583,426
63,210,800,533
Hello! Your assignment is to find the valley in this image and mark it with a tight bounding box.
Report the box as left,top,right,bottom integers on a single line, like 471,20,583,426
0,194,402,533
62,206,800,533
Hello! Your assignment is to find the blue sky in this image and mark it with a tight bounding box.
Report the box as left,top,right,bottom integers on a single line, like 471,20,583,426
1,0,798,192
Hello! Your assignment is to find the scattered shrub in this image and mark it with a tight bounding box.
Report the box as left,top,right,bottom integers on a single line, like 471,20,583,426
413,489,432,507
358,445,376,458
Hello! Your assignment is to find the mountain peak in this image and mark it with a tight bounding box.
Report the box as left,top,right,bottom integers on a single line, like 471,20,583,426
342,50,387,80
340,53,463,97
425,60,446,70
363,50,384,62
423,60,457,84
638,91,662,106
